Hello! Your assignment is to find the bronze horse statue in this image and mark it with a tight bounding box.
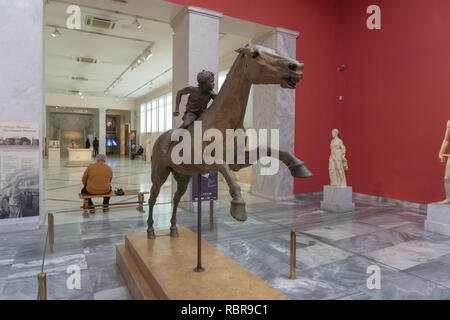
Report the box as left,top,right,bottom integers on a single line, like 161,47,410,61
147,44,313,239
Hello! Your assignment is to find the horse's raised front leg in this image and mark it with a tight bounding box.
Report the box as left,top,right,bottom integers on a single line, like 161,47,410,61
229,147,313,179
170,171,192,237
217,164,247,221
147,166,171,239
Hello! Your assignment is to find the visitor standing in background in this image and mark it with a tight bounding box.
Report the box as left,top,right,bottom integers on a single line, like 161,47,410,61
85,138,91,149
93,137,99,156
71,140,75,149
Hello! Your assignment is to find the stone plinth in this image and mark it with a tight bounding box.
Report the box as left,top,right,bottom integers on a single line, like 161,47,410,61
116,227,289,300
48,148,60,162
145,144,151,163
66,148,93,167
425,203,450,236
320,185,355,213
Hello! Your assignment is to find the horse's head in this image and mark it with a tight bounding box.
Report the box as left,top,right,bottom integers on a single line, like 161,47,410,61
236,44,303,89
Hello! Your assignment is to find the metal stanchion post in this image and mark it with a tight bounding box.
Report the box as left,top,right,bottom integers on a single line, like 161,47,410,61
38,272,47,300
48,213,54,254
290,229,296,280
209,199,214,231
194,174,205,272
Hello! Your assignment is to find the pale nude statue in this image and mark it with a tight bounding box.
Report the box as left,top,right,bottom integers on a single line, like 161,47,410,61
329,129,348,187
438,120,450,204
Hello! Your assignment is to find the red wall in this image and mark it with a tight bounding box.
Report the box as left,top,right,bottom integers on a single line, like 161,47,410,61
167,0,341,193
337,0,450,204
167,0,450,204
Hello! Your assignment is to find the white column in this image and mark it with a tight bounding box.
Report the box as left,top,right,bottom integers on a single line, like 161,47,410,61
130,110,136,131
171,6,222,210
98,107,106,155
0,0,44,232
251,28,300,201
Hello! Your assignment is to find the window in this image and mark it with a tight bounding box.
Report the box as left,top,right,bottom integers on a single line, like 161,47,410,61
158,96,165,132
140,103,146,133
146,101,152,133
151,99,158,133
139,92,173,134
166,93,172,130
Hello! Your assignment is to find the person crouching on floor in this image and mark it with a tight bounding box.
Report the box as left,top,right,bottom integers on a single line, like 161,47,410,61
81,154,113,213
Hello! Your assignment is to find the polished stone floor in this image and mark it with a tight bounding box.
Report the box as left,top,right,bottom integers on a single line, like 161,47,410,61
1,156,450,300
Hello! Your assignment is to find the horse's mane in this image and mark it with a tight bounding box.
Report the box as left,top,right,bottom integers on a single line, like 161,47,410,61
203,52,244,117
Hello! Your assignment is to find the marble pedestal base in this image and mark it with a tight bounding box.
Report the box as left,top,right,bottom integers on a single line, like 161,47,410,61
116,227,289,300
425,203,450,236
320,185,355,213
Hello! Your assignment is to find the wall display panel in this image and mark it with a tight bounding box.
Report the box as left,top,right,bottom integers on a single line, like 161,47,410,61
0,123,40,220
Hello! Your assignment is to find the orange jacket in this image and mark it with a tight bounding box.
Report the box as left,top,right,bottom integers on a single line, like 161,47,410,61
82,162,113,194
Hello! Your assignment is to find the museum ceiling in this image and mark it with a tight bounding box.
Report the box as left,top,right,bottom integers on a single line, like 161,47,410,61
44,0,265,100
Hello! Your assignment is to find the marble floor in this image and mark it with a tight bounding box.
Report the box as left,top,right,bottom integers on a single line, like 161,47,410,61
1,156,450,300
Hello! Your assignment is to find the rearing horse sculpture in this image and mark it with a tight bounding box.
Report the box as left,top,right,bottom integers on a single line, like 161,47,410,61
147,44,313,239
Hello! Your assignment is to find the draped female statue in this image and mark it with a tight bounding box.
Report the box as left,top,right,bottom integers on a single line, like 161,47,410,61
329,129,348,187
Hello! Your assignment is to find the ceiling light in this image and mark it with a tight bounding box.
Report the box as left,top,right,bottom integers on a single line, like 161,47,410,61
51,27,61,38
133,19,142,29
143,49,153,61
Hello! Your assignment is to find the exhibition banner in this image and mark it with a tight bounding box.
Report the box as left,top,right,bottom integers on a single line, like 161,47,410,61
0,122,40,219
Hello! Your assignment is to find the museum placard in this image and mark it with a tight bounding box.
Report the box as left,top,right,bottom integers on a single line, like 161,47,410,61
191,173,218,201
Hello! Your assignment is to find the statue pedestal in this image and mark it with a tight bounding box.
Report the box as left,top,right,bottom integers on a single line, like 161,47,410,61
65,148,93,167
425,203,450,236
320,185,355,213
116,227,289,300
145,144,151,163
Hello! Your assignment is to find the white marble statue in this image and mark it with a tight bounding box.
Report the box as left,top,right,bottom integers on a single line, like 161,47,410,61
438,120,450,204
329,129,348,187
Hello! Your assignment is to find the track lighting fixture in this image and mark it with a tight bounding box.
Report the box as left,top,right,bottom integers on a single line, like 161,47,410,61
51,27,61,38
133,18,142,29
